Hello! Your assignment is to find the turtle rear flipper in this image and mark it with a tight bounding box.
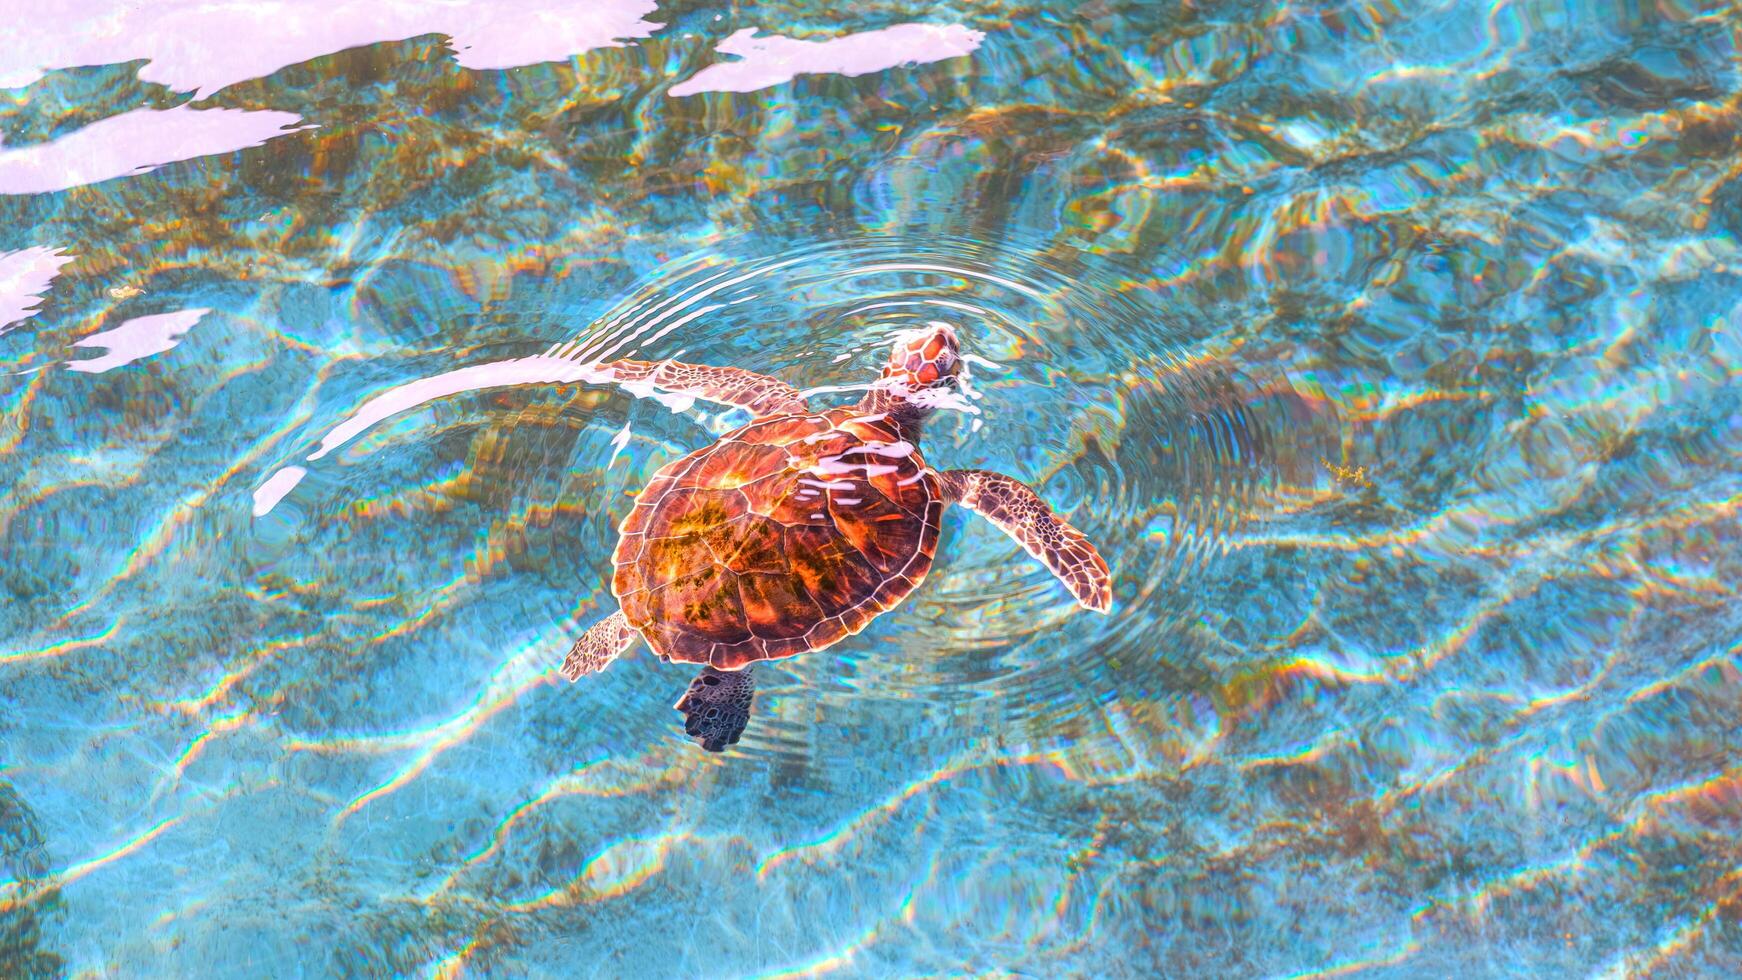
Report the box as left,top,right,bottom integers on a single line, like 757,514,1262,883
560,610,639,680
675,666,755,752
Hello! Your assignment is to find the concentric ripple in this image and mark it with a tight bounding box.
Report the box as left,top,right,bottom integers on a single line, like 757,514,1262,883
254,235,1337,763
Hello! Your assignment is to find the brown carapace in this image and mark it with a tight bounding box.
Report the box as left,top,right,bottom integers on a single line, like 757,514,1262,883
560,324,1112,752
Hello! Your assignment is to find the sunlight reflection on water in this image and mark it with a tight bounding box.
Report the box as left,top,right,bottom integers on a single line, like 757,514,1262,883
2,0,1741,976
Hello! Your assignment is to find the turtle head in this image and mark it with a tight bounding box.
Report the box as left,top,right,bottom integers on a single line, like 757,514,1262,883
881,323,961,391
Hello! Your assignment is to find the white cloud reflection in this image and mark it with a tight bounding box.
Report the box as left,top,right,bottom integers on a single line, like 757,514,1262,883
670,23,985,97
0,106,312,195
1,0,664,96
67,307,210,373
0,246,75,333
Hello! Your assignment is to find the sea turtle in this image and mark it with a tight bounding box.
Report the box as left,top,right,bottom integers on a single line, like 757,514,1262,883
560,324,1112,751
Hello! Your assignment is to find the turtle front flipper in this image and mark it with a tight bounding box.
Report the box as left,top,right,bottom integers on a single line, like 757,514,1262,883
674,666,755,752
941,469,1113,612
560,610,639,680
596,359,809,416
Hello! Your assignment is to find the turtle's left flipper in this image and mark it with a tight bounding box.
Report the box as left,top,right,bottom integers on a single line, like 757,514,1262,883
941,469,1113,612
597,359,809,416
674,665,755,752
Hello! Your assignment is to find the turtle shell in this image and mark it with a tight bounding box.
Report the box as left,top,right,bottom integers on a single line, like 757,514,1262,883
613,408,942,669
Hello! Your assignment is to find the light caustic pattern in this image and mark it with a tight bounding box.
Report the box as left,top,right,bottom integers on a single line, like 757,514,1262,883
2,0,1742,976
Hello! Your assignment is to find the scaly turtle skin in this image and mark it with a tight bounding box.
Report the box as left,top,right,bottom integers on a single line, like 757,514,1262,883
559,324,1112,752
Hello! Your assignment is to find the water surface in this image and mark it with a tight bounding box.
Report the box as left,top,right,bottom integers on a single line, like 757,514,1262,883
3,0,1742,976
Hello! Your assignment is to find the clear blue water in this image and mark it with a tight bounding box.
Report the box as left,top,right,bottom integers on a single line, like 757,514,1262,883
3,1,1742,976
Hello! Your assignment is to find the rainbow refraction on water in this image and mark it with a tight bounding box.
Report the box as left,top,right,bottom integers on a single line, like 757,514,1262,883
2,0,1741,976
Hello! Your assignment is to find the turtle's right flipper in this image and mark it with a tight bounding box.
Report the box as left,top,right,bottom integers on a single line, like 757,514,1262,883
674,665,755,752
560,610,639,680
941,469,1113,612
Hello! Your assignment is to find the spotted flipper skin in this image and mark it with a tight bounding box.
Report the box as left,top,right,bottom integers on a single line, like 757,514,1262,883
674,665,755,752
942,469,1113,612
599,359,809,416
560,610,639,680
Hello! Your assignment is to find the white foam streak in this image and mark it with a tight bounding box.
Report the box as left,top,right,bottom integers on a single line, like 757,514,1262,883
307,355,689,462
251,465,308,517
607,422,633,469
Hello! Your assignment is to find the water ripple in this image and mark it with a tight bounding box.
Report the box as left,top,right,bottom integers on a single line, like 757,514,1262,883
2,0,1740,975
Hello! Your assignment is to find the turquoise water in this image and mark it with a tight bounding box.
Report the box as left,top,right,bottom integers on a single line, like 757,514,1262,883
3,0,1742,976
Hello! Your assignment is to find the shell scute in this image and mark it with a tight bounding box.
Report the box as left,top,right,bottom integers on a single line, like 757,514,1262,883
765,484,847,527
655,488,742,539
738,572,824,639
803,618,850,651
827,485,932,573
705,514,786,574
616,408,939,667
736,415,829,446
650,566,749,643
640,534,703,586
689,440,789,489
786,523,884,616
